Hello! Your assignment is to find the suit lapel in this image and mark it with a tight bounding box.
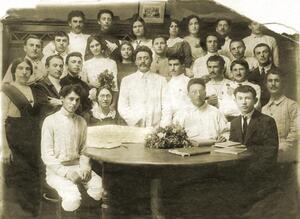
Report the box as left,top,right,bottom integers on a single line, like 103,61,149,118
244,110,260,144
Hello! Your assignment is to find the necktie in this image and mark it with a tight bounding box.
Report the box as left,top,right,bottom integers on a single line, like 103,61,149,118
261,67,266,79
242,116,248,142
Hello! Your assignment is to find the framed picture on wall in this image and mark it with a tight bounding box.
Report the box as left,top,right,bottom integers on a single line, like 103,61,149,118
139,2,165,23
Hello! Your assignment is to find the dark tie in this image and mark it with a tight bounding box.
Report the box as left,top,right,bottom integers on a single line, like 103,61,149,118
261,67,266,79
242,116,248,143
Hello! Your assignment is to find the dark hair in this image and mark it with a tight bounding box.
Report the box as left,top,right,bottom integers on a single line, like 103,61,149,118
200,32,224,51
265,69,285,84
45,55,64,67
84,35,108,60
230,59,249,71
187,78,206,92
53,31,69,42
24,34,43,47
11,58,33,81
66,52,83,65
229,38,245,49
167,53,184,65
97,9,114,20
234,85,257,99
130,15,148,39
167,19,181,36
185,15,201,36
152,35,167,44
206,55,225,68
59,84,82,98
67,10,85,22
216,18,232,27
133,45,153,62
253,43,271,54
119,41,134,62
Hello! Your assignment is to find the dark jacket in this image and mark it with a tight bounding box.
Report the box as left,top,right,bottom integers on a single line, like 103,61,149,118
229,110,279,177
248,65,278,106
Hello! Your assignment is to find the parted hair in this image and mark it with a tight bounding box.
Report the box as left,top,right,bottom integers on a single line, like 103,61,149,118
59,84,82,98
11,58,33,81
45,55,64,67
206,55,225,68
234,85,257,99
230,59,249,71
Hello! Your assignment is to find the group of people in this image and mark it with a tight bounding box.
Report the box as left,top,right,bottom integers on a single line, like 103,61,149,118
0,8,297,217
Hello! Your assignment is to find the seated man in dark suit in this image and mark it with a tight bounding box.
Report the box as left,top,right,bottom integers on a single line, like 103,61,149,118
60,52,92,121
248,43,278,106
230,85,279,182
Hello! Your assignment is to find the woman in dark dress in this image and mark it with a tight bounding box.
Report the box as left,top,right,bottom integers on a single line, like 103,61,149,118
89,85,120,126
117,41,137,89
1,58,43,216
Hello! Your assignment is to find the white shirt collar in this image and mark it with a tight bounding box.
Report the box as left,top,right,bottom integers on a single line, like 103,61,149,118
259,63,272,72
59,107,75,118
92,104,116,120
241,108,255,119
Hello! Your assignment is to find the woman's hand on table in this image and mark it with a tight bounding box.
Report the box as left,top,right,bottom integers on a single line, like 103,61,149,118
216,135,227,143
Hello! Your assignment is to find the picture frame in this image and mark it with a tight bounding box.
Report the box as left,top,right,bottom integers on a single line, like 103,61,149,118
139,2,166,23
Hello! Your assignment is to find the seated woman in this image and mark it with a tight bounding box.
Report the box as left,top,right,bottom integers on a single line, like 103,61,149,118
166,19,193,76
89,85,119,126
129,15,152,50
183,15,206,62
117,41,137,89
1,57,44,216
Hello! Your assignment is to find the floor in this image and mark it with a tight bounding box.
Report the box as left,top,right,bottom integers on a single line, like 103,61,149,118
1,166,299,219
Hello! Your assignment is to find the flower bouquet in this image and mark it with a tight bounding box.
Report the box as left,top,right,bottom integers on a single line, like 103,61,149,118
97,69,115,90
145,124,192,149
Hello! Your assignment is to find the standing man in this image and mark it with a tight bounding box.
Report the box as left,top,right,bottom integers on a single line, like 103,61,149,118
193,32,231,79
118,46,167,127
262,70,297,162
229,39,258,71
42,31,69,65
243,21,279,67
3,35,46,84
215,18,232,59
43,11,89,57
96,9,120,61
150,35,170,80
249,43,278,106
37,55,64,120
60,52,92,120
160,54,190,127
205,55,232,109
41,84,102,213
230,85,278,179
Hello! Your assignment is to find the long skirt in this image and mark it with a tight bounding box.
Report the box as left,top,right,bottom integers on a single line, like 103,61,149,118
5,116,41,215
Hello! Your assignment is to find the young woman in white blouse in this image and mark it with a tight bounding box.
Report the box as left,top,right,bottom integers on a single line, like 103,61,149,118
82,35,118,109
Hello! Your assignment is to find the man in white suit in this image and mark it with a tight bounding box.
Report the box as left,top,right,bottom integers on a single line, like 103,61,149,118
118,46,167,127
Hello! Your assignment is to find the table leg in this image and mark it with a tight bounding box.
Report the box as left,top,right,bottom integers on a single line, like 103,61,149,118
150,178,165,219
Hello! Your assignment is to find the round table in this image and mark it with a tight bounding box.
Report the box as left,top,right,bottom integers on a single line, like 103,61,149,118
85,144,251,219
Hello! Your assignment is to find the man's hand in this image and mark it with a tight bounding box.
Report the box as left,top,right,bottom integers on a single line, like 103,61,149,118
48,97,62,106
80,168,91,182
0,146,13,164
105,40,118,53
207,95,218,106
66,170,81,184
216,135,227,143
